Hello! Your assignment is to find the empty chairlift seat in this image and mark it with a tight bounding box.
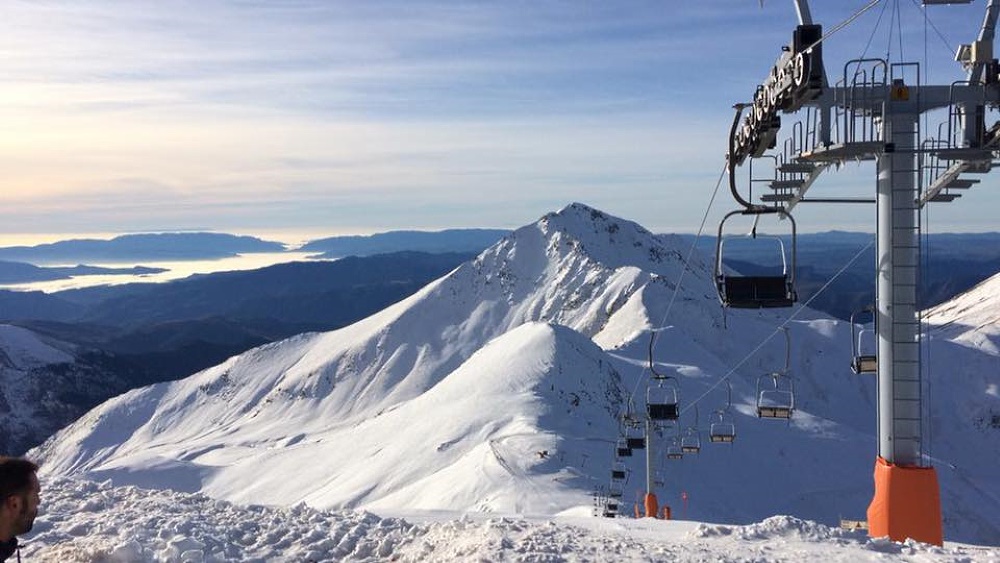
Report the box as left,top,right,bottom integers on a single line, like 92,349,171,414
611,462,626,481
756,374,794,419
715,208,799,309
647,378,680,421
626,426,645,450
666,439,684,460
615,438,633,458
710,412,736,443
608,482,624,498
851,308,878,374
720,275,797,308
681,430,701,454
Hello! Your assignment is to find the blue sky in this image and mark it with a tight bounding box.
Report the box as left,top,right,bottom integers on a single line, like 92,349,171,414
1,1,995,240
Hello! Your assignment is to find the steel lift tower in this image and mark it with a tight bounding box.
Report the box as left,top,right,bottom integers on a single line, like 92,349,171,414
728,0,1000,545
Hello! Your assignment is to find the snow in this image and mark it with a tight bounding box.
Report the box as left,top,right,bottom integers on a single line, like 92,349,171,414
925,272,1000,355
16,202,1000,558
0,324,75,367
22,477,999,562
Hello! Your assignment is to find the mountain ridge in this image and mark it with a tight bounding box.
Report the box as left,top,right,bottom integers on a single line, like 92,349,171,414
28,203,1000,543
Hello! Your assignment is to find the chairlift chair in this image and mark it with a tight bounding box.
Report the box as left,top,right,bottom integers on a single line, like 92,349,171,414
710,381,737,443
647,376,680,421
615,438,633,458
710,410,737,443
608,481,624,498
715,208,798,309
680,404,702,454
625,424,646,450
757,372,794,419
850,308,877,374
666,438,684,460
756,327,795,418
611,462,626,481
681,428,702,454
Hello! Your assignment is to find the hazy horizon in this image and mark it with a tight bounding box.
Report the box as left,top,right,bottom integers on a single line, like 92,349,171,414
3,2,998,236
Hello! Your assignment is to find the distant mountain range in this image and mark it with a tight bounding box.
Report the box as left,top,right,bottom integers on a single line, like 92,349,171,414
5,229,998,322
299,228,510,257
0,261,166,284
0,232,286,265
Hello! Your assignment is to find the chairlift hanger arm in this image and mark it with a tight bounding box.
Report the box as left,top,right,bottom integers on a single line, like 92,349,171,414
969,0,1000,84
794,0,814,26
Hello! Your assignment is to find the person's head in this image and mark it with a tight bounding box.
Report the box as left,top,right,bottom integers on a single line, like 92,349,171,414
0,457,40,539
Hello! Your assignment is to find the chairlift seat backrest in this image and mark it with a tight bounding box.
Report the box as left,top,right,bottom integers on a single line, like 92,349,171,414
648,402,679,420
758,405,792,419
611,469,626,480
616,445,633,457
626,437,646,449
853,355,877,374
710,422,736,442
722,276,796,308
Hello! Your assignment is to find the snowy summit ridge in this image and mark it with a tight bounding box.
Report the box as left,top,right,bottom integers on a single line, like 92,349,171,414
32,203,707,513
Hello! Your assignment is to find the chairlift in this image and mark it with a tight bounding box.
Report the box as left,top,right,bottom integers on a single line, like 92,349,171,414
608,481,624,498
757,373,795,419
647,376,680,421
647,340,680,420
611,461,626,481
709,381,736,443
625,420,646,450
666,436,684,460
681,428,702,454
756,327,795,419
680,405,702,454
603,501,619,517
615,438,633,458
850,307,877,374
710,410,737,443
715,208,798,308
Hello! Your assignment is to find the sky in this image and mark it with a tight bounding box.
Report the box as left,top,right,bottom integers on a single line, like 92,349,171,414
2,0,996,241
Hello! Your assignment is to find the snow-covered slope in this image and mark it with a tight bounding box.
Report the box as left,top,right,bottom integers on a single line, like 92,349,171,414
30,203,1000,545
0,324,135,455
925,271,1000,354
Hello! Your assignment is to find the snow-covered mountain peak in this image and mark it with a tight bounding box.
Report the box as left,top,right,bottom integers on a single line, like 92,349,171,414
534,202,693,274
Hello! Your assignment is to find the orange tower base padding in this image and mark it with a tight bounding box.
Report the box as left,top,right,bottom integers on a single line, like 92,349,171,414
644,493,659,519
866,456,943,546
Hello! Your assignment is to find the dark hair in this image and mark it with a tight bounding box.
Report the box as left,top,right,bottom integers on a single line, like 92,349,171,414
0,457,39,501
